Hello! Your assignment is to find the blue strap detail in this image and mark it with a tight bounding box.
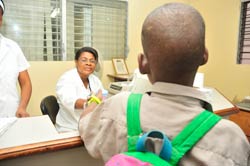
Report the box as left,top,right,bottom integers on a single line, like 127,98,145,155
136,130,172,161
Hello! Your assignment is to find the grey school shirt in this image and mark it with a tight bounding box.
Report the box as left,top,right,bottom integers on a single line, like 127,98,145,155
79,82,250,165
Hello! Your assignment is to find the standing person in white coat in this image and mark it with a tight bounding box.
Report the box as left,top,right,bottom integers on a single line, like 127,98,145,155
55,47,104,133
0,0,32,117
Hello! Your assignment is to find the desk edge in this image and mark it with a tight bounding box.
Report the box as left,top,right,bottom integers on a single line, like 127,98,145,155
0,136,83,160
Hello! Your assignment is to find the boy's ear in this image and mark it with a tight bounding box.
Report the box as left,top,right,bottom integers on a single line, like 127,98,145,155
138,53,150,74
200,47,208,66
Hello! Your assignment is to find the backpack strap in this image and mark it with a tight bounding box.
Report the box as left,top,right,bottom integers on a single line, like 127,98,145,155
169,110,221,165
126,93,221,166
127,93,143,152
127,93,172,160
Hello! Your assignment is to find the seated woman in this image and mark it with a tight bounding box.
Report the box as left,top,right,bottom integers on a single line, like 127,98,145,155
55,47,104,132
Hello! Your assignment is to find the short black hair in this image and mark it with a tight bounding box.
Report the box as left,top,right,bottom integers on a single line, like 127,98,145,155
75,47,98,61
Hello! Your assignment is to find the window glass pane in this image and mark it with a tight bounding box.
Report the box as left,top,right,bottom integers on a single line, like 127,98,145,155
1,0,128,61
1,0,61,61
67,0,128,60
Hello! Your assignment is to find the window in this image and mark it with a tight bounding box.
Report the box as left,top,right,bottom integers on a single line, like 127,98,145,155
1,0,128,61
238,0,250,64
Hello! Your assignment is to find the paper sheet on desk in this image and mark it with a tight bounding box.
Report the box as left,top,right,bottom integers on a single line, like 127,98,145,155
198,87,235,111
0,117,17,137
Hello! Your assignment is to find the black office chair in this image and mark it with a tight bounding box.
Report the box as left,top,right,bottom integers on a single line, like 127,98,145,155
40,95,59,124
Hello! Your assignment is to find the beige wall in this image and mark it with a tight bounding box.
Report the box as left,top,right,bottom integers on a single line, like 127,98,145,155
27,0,250,116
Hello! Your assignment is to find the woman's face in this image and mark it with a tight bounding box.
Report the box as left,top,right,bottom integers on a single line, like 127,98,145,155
75,51,97,78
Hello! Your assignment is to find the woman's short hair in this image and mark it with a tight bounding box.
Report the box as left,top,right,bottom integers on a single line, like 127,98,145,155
75,47,98,61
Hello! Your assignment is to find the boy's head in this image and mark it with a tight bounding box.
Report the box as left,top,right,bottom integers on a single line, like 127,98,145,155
138,3,208,86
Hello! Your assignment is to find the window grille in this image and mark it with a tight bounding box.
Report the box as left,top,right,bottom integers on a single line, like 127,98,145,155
1,0,128,61
238,0,250,64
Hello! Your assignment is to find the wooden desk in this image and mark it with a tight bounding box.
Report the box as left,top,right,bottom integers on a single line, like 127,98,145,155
107,74,132,82
0,115,82,160
0,88,239,161
0,116,59,149
0,146,103,166
229,107,250,141
0,136,83,160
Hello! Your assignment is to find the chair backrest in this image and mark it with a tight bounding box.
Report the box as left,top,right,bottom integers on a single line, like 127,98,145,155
40,95,59,124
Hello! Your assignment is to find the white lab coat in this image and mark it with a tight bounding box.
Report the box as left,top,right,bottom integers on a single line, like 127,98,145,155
0,34,30,117
55,68,104,132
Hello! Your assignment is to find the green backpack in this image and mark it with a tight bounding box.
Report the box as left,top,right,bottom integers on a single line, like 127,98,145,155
106,93,221,166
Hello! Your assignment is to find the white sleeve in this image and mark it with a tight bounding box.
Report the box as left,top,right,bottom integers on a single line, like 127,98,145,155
56,74,78,113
